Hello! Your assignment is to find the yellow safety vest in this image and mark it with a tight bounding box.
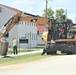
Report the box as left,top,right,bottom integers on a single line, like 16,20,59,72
12,39,17,46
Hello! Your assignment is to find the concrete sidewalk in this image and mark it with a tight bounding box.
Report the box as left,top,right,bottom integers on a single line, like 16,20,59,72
7,49,43,57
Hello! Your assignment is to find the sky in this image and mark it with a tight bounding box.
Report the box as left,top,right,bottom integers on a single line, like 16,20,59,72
0,0,76,23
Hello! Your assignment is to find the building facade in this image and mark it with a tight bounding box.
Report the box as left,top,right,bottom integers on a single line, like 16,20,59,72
0,4,37,48
6,21,37,48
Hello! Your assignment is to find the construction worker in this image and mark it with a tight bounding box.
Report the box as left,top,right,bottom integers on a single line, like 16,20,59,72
59,27,65,38
12,38,18,55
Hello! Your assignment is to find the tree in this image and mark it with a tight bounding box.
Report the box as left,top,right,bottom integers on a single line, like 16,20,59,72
42,8,73,23
55,8,66,23
42,7,54,19
67,18,73,24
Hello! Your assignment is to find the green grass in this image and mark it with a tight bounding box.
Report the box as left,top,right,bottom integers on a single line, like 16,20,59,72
0,53,50,66
0,46,61,67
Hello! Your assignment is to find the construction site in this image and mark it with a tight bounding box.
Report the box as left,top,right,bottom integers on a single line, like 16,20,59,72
0,0,76,75
0,3,76,56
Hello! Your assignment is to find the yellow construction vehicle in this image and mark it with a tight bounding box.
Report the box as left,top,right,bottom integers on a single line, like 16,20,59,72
0,11,76,56
41,21,76,55
0,11,52,56
20,13,76,55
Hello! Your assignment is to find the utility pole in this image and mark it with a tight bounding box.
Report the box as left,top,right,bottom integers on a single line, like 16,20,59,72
75,17,76,23
65,9,67,39
65,9,67,22
46,0,53,18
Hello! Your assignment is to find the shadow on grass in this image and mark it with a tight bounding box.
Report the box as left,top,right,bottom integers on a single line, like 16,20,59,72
0,55,13,58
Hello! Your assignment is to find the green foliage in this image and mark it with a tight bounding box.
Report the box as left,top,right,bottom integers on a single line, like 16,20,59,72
42,7,54,19
67,18,73,24
42,8,73,23
55,8,66,23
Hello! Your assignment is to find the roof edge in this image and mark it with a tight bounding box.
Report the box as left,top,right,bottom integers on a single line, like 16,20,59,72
0,4,22,13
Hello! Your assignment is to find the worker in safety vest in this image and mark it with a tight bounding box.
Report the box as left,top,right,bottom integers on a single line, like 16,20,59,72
12,38,18,55
59,27,65,38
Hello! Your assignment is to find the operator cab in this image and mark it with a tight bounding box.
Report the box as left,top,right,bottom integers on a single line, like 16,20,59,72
51,21,74,40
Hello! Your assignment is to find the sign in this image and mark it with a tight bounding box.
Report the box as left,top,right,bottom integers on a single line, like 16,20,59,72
19,39,28,43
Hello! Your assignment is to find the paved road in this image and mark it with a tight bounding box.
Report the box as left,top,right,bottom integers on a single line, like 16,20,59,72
0,55,76,75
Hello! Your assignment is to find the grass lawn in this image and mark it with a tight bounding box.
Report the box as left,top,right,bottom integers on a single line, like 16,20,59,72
0,52,51,67
0,46,47,66
0,46,61,67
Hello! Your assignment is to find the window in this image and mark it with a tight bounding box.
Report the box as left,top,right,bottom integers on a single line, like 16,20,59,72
25,22,27,25
17,21,19,24
22,22,23,25
32,33,33,40
4,33,9,38
34,33,35,40
25,33,26,37
26,22,28,26
30,23,32,26
36,34,37,40
25,22,26,25
0,7,2,12
19,21,21,24
31,23,33,26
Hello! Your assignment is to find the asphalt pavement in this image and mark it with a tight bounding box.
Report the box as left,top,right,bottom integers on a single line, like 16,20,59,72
0,54,76,75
